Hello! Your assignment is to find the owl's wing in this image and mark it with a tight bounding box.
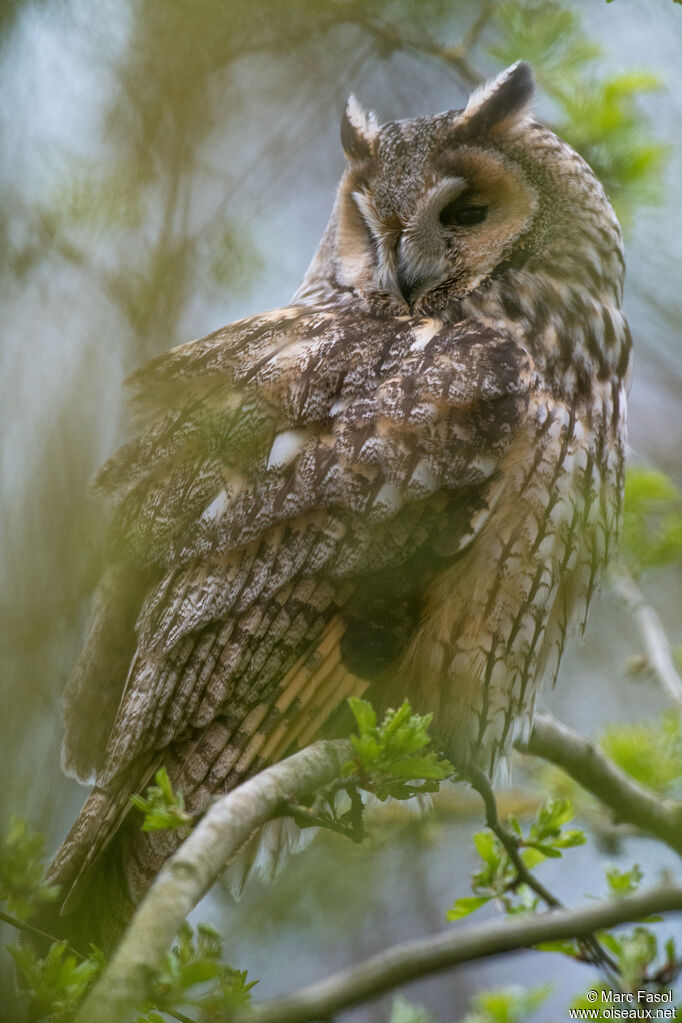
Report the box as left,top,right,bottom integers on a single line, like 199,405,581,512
57,304,532,899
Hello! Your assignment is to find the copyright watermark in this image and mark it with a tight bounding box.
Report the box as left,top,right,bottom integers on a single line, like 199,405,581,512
569,989,677,1019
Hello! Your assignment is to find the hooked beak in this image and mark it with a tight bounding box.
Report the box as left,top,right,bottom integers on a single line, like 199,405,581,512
395,259,439,307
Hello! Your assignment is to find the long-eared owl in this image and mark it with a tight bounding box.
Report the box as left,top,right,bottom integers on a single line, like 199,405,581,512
47,62,631,948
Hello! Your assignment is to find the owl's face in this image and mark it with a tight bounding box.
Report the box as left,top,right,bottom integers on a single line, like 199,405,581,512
323,62,622,318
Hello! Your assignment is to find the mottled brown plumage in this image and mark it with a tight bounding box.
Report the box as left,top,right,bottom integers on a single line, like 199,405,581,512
47,63,630,949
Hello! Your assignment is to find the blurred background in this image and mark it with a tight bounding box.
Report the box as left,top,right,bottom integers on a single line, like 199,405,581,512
1,0,681,1019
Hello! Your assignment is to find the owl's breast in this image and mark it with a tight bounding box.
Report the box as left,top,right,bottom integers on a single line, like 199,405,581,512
395,380,625,771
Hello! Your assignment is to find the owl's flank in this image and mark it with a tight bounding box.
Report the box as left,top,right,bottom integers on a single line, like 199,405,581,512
46,62,630,951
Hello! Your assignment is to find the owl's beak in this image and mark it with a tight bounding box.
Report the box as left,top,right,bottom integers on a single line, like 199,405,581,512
395,262,439,307
396,264,418,306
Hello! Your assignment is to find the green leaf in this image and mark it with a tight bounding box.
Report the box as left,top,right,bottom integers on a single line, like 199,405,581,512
520,846,547,870
605,863,643,897
347,696,377,735
507,815,523,837
530,798,575,841
130,767,194,832
387,755,453,780
447,895,492,920
473,832,501,870
552,829,587,848
523,841,562,859
597,931,622,957
616,926,659,988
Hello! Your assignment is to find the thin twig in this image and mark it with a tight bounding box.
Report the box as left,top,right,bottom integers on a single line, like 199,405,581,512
343,3,485,86
464,766,560,908
463,766,619,981
611,566,682,709
232,886,682,1023
166,1009,198,1023
0,907,83,960
457,2,496,56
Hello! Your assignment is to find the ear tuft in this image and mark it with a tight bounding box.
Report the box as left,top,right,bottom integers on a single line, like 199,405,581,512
341,94,378,161
460,61,534,135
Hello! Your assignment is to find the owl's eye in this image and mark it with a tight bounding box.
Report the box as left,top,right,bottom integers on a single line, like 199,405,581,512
439,202,488,227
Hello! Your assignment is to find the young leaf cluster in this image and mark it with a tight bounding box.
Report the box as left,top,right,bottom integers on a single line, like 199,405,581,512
448,798,585,920
605,863,644,899
344,698,454,800
133,921,257,1021
130,766,194,832
8,941,104,1022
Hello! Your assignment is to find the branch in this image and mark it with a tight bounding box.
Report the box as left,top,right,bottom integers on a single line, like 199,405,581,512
519,713,682,856
233,885,682,1023
343,3,487,86
73,739,352,1023
611,567,682,708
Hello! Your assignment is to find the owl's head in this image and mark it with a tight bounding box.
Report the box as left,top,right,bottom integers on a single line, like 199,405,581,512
297,62,623,319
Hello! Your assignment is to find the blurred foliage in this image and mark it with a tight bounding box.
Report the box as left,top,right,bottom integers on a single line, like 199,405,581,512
0,817,60,921
488,1,665,220
460,984,552,1023
389,994,435,1023
135,921,257,1020
446,786,681,1002
2,869,256,1023
605,862,643,899
575,929,677,1004
621,468,682,576
9,941,103,1023
600,712,682,798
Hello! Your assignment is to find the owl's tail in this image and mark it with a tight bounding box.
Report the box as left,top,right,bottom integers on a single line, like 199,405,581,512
42,618,368,953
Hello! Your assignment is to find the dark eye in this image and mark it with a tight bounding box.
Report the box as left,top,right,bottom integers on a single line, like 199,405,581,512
439,202,488,227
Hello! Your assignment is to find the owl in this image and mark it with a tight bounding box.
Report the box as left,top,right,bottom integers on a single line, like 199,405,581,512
46,62,630,950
